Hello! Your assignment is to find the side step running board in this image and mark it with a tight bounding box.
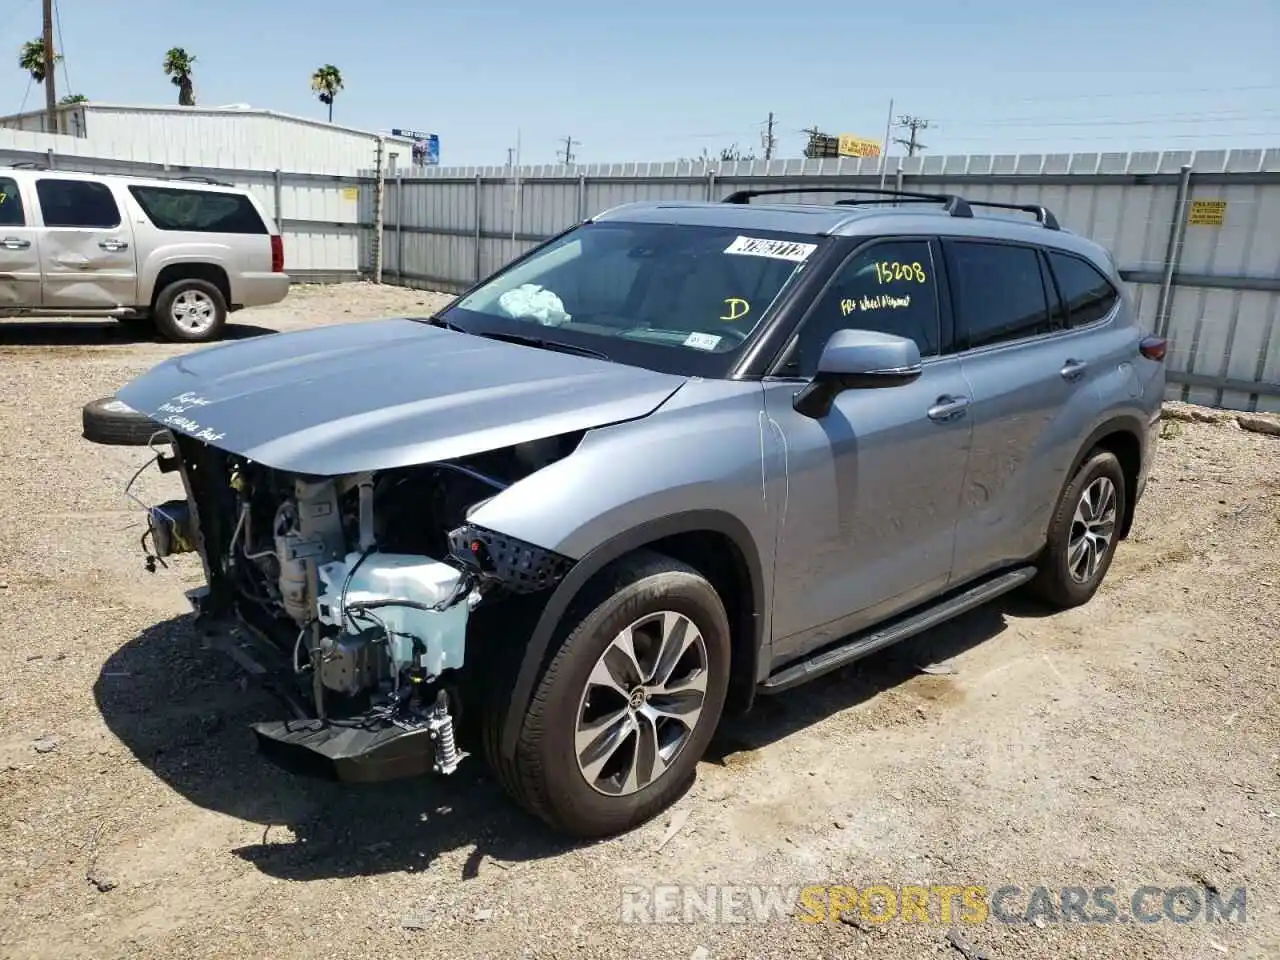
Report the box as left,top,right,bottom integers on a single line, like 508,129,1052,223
760,566,1037,693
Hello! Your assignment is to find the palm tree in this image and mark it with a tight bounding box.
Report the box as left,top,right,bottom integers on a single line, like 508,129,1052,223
311,64,343,122
162,47,196,106
18,38,60,84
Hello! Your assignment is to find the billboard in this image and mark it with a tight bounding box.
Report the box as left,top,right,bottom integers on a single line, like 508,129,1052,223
392,128,440,166
837,135,881,158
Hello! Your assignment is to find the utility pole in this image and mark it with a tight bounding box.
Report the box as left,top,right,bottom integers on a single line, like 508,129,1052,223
761,112,776,161
893,115,930,157
506,146,514,167
559,135,580,165
41,0,57,133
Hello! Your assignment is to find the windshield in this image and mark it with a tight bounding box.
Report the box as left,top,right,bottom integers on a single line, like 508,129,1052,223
438,220,819,374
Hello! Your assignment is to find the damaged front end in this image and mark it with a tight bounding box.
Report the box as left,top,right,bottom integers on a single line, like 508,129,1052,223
132,432,576,784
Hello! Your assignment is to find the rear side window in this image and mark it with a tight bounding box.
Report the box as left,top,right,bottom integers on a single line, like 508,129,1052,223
36,178,121,228
1048,251,1119,327
944,241,1052,349
128,186,267,234
0,177,24,226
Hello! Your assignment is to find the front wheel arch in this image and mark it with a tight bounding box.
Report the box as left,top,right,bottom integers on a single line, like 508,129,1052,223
498,510,767,762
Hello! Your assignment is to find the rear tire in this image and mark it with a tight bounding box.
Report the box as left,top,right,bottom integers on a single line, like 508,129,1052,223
153,278,227,343
1029,448,1127,608
484,550,731,838
81,396,170,446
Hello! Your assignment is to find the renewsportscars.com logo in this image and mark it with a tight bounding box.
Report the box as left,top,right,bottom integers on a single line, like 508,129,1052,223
619,884,1247,926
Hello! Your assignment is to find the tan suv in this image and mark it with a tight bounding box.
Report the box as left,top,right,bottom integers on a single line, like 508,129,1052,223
0,166,289,342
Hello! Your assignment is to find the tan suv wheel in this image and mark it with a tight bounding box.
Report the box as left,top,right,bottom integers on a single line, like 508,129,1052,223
153,278,228,343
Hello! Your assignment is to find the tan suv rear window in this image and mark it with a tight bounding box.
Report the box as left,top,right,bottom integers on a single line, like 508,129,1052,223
128,185,267,234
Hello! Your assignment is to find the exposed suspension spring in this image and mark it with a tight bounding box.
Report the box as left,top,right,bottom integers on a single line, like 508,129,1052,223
427,690,461,775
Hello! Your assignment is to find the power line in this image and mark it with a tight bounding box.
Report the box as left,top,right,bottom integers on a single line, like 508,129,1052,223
761,112,776,161
933,110,1280,129
559,134,580,165
893,115,930,157
936,129,1280,145
52,0,69,96
972,82,1280,106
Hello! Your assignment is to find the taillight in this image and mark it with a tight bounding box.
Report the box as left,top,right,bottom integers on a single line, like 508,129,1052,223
270,234,284,273
1139,335,1167,362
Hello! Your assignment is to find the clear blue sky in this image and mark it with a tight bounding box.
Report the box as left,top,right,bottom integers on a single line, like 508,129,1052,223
12,0,1280,167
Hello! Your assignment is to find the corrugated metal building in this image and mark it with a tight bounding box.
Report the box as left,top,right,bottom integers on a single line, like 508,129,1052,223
0,102,413,174
0,103,424,278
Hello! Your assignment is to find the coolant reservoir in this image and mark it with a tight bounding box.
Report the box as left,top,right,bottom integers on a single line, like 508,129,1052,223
315,552,470,678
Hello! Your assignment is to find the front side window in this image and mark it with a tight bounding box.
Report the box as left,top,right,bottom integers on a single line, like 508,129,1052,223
777,239,941,378
1048,251,1119,327
944,240,1052,349
128,186,267,234
0,178,24,227
36,178,121,229
442,221,817,361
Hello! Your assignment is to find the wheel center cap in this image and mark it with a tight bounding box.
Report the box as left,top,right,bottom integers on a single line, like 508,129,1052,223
628,687,647,710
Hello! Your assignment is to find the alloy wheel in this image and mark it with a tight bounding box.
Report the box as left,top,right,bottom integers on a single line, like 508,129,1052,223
171,289,216,335
1068,476,1118,583
574,611,709,796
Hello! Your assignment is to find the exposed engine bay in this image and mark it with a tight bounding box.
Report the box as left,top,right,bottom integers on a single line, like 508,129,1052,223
133,432,579,782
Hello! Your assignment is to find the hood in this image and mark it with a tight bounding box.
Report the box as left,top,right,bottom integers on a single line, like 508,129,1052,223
116,318,687,475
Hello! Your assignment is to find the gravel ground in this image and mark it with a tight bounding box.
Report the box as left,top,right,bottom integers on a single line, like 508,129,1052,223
1,283,1277,960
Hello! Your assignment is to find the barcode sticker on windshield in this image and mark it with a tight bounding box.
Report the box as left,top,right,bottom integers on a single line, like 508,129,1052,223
724,235,817,262
684,332,721,351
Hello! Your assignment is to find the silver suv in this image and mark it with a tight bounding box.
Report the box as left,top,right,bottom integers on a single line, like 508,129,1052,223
0,167,288,341
94,186,1165,838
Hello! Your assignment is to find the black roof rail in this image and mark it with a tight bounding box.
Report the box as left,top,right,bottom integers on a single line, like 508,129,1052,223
720,186,974,219
171,175,234,187
5,160,46,170
965,199,1060,231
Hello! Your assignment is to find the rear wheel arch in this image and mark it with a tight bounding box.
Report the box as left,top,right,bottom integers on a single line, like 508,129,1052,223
1063,417,1144,541
150,261,232,309
497,510,767,761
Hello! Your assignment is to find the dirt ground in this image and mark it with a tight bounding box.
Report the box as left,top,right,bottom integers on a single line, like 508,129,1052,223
0,283,1277,960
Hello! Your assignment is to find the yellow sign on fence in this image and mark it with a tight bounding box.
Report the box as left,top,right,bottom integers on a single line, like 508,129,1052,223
1188,199,1226,227
341,186,359,201
837,135,882,158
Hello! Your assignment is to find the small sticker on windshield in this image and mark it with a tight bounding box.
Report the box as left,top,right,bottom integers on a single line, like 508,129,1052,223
724,235,817,262
684,332,722,351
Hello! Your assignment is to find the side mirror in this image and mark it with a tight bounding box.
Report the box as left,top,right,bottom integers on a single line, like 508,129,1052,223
793,329,923,419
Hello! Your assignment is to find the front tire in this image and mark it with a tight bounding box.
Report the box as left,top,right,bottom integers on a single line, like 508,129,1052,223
1029,448,1127,608
153,279,227,343
488,550,731,838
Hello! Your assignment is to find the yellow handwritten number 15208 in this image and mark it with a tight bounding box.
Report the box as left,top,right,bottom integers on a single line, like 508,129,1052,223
875,261,927,284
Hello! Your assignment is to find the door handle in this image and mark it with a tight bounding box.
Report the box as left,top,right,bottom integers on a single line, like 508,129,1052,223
1060,359,1088,381
927,395,970,422
98,239,129,252
1,237,30,249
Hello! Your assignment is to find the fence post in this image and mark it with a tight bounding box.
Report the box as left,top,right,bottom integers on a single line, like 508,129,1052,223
577,171,587,221
45,148,55,170
1155,163,1193,338
395,173,404,284
706,168,717,201
474,174,483,283
373,136,386,284
273,169,283,226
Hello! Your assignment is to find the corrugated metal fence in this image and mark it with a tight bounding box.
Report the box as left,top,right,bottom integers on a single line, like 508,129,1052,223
372,149,1280,412
0,140,376,280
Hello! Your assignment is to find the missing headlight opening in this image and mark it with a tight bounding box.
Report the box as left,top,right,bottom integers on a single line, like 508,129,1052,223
136,431,581,783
